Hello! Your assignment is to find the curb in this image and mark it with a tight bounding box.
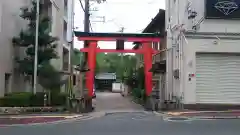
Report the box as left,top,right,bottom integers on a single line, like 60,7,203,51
166,110,240,116
153,111,166,116
153,111,240,120
90,110,151,117
104,110,149,115
194,116,240,120
0,115,87,127
0,110,150,127
7,115,83,119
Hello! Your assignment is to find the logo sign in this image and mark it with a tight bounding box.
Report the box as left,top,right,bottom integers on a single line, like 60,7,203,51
214,0,238,15
205,0,240,19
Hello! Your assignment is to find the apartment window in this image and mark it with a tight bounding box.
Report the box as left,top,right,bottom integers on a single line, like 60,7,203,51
48,3,53,32
152,42,159,50
73,75,76,85
4,73,11,94
62,48,69,71
64,0,68,17
40,0,52,33
63,21,67,40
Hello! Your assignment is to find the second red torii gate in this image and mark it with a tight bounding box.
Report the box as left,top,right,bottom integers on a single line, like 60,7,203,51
74,31,162,98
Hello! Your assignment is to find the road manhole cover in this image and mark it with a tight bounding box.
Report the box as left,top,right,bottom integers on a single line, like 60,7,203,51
165,117,192,122
168,117,189,121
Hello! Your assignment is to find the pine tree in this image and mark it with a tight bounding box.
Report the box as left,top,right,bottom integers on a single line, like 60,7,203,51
12,0,63,91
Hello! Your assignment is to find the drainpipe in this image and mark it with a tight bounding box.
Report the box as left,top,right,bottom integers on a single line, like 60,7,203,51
166,0,172,102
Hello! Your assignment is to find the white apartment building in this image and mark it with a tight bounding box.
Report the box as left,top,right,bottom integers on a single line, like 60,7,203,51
166,0,240,108
0,0,71,97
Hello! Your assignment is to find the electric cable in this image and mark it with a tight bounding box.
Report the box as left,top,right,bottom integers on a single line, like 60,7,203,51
79,0,93,31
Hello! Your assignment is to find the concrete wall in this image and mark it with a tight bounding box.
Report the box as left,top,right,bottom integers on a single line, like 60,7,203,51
0,0,31,96
0,0,69,97
166,0,240,33
182,35,240,104
166,0,240,104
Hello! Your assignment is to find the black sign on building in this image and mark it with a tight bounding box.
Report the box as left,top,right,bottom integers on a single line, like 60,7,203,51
205,0,240,19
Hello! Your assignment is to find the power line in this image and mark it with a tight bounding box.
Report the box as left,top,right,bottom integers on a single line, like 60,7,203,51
79,0,85,12
79,0,93,31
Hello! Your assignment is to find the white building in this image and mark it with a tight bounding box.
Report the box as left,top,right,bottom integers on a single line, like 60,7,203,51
0,0,72,97
166,0,240,109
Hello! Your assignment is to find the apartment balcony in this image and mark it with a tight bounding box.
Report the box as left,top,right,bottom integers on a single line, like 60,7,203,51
153,36,166,63
63,21,69,44
62,47,69,71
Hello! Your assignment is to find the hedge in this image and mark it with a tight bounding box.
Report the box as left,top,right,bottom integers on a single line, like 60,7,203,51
0,92,67,107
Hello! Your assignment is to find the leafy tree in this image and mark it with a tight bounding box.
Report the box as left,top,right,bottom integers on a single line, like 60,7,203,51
38,63,65,92
12,1,61,91
95,53,137,80
72,49,83,66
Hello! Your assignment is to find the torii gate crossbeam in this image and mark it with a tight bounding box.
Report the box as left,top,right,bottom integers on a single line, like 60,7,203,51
74,31,162,98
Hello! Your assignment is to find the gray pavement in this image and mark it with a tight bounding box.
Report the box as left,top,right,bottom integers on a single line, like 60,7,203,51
1,92,240,134
93,92,143,112
1,112,240,135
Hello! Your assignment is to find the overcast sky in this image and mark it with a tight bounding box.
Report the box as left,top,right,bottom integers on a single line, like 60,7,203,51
73,0,165,49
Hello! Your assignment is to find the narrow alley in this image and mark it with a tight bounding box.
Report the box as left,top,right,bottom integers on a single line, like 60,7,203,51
93,92,143,112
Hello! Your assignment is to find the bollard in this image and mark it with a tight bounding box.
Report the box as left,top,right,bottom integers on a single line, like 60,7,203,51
44,93,47,106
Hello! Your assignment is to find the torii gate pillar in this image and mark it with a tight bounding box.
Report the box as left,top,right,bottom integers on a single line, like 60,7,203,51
142,42,153,96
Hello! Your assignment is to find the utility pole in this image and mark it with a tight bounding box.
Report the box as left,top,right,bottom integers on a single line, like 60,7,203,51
119,27,124,70
80,0,106,112
82,0,91,112
33,0,40,94
82,0,90,69
67,0,74,109
84,0,90,34
119,27,124,91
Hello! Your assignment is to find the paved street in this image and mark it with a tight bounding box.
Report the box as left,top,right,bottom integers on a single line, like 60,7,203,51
1,92,240,134
94,92,143,111
1,112,240,135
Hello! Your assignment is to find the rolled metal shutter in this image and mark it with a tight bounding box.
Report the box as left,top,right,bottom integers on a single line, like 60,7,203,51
196,53,240,104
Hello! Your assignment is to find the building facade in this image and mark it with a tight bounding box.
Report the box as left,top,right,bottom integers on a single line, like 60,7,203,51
167,0,240,109
0,0,71,97
134,9,166,110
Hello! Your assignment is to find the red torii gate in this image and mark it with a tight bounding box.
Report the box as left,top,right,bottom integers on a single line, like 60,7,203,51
74,32,162,98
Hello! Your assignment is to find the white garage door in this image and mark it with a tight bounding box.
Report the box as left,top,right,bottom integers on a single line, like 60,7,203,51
196,53,240,104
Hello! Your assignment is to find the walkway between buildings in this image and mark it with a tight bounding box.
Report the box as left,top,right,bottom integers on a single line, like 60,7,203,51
93,92,143,112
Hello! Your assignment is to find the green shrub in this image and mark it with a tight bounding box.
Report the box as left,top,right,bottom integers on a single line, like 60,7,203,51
0,92,32,107
0,92,67,107
130,88,147,104
50,92,67,106
30,92,45,106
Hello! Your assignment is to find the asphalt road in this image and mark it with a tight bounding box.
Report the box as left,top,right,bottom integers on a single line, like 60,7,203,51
1,112,240,135
93,92,143,111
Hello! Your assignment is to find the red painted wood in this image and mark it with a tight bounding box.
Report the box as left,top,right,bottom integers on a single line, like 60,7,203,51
80,48,160,55
86,41,97,97
143,42,153,96
82,40,157,97
77,37,160,42
80,48,144,53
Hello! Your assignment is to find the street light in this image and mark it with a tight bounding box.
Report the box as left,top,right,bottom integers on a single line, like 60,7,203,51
33,0,40,94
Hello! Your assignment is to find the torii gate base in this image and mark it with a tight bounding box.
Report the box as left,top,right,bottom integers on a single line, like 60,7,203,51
75,32,161,98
